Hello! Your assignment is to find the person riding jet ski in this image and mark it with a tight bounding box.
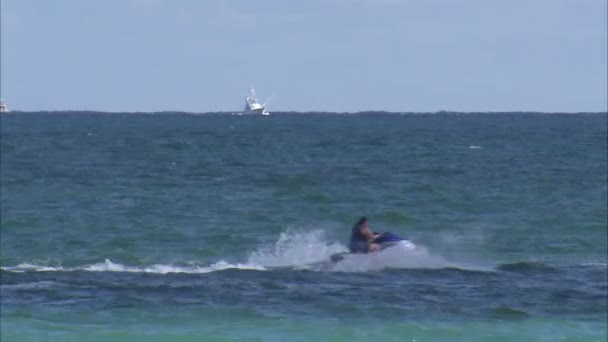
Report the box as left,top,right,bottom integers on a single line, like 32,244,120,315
349,216,404,253
349,216,380,253
328,217,409,263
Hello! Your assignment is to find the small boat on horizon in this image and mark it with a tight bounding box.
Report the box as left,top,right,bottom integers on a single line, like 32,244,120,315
243,88,271,115
0,98,8,113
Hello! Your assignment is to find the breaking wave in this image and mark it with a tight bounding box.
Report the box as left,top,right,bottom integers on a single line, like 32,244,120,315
1,259,265,274
1,229,478,274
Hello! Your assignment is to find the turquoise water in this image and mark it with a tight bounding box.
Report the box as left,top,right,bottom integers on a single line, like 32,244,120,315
1,112,607,341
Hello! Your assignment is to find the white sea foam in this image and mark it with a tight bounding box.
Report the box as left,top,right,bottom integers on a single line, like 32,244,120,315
1,229,464,274
83,259,266,273
2,263,66,272
1,259,265,274
247,229,455,272
327,242,454,272
247,229,348,268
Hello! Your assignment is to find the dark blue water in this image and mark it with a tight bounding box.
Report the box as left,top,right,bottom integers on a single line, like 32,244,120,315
1,112,606,341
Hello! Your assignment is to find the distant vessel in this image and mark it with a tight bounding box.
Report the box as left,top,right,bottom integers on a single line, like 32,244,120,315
0,98,8,113
243,88,270,115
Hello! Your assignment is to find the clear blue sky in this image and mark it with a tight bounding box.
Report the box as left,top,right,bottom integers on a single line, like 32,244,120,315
1,0,606,112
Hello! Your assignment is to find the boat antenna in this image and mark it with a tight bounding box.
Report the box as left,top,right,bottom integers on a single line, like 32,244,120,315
263,92,275,107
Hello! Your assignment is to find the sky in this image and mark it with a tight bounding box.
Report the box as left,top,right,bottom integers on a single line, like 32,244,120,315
1,0,606,112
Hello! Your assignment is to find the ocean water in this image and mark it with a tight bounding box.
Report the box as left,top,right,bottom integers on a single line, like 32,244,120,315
1,112,606,341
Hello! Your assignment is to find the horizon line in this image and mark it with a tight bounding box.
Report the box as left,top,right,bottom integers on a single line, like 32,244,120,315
2,110,607,115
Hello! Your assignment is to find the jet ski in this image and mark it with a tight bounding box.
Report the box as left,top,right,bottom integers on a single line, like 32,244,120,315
330,232,414,263
373,232,405,248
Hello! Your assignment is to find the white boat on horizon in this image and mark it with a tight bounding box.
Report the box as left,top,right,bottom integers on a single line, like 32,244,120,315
0,98,8,113
243,88,271,115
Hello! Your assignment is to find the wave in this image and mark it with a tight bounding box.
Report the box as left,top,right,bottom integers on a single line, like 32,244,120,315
0,229,485,275
1,259,265,275
496,261,559,274
246,229,347,268
247,229,467,272
326,242,458,272
0,280,66,290
489,306,530,320
578,262,608,267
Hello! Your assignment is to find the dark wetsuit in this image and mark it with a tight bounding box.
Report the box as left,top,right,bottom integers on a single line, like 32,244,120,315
349,225,370,253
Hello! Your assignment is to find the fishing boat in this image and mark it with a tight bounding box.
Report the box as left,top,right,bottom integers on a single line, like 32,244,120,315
243,88,270,115
0,98,8,113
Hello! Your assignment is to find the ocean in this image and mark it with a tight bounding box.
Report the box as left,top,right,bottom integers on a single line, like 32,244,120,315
1,112,606,341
